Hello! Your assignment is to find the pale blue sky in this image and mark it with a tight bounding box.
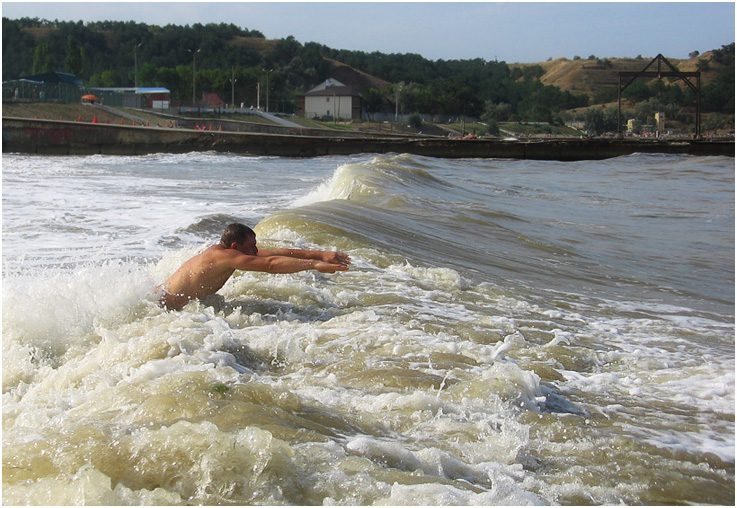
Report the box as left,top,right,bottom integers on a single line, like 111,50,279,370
2,1,734,63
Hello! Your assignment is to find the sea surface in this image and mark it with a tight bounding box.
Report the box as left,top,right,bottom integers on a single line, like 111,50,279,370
2,151,734,505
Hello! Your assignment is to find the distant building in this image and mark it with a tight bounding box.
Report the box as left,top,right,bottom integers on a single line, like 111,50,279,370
2,71,85,102
2,70,171,108
197,92,226,109
141,88,171,109
17,71,84,86
297,78,363,121
627,118,639,134
655,112,665,136
88,87,171,109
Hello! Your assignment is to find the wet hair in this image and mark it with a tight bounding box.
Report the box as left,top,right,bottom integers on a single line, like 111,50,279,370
220,223,255,247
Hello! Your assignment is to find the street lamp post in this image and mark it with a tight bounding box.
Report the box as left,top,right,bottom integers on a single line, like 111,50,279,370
263,68,273,113
395,83,403,122
188,48,200,107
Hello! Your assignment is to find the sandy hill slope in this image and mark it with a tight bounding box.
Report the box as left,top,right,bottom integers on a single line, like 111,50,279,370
226,36,280,53
509,52,719,98
323,58,393,91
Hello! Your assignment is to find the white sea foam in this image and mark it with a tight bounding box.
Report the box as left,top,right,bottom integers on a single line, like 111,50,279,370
3,153,733,505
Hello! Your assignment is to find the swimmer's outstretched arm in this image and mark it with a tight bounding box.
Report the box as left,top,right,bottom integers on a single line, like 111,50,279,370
227,249,349,274
257,248,351,267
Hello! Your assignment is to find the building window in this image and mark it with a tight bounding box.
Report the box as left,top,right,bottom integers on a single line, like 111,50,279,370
326,97,330,102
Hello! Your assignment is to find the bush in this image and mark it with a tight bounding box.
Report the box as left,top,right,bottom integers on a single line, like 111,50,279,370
485,119,500,136
408,112,423,130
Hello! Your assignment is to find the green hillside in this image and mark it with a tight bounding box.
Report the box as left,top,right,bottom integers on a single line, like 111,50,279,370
3,17,734,134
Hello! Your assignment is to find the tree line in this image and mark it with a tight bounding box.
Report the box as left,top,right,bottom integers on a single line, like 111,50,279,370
3,17,734,127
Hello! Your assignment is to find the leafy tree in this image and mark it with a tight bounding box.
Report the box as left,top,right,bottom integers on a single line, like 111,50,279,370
32,43,53,74
710,43,734,66
593,87,618,104
482,101,512,122
631,98,690,127
584,107,618,135
703,43,735,112
3,17,39,77
300,42,329,79
604,106,620,132
510,64,544,81
88,69,118,87
401,82,434,114
64,35,85,76
150,66,180,95
480,101,506,134
270,36,301,67
363,88,384,118
651,81,684,105
622,80,651,103
484,119,500,136
584,108,605,134
138,62,158,87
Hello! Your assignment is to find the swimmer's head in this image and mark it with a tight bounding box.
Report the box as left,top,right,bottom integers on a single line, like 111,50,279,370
220,223,256,248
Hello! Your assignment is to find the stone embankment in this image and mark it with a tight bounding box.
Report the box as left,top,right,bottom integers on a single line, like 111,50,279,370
3,117,733,160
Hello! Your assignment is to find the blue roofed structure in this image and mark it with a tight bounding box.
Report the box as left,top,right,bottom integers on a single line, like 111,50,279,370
18,71,83,86
4,70,171,109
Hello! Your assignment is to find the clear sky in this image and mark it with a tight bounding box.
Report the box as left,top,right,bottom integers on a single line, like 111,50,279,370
2,1,734,63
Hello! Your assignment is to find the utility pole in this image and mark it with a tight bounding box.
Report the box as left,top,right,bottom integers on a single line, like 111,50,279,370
230,65,237,108
188,48,200,106
134,42,142,88
395,86,401,122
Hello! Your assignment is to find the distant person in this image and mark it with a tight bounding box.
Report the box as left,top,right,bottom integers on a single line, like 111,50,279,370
156,223,350,310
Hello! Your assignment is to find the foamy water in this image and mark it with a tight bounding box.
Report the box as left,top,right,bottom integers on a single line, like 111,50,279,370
3,152,734,505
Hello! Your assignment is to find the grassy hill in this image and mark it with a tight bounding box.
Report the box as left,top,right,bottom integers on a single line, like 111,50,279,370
7,17,730,119
4,16,732,135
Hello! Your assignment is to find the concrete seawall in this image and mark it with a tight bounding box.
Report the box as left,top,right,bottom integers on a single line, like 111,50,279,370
3,117,734,160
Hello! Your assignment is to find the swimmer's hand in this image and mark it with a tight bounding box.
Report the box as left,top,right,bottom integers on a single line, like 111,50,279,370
314,260,350,273
321,251,351,267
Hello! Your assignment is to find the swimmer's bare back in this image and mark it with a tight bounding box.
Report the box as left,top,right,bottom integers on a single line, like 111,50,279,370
156,239,350,311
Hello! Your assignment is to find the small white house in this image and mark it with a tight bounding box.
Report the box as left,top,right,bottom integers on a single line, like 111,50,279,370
298,79,363,121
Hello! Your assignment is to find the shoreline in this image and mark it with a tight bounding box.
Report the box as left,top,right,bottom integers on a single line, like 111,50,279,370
3,117,734,160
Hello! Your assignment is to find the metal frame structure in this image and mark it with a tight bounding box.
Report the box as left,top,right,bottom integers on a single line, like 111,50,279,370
618,54,701,138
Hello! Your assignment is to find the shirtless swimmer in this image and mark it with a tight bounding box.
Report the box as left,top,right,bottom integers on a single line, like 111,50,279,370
156,223,350,310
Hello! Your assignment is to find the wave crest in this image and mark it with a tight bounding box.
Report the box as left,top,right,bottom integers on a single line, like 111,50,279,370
291,155,447,208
